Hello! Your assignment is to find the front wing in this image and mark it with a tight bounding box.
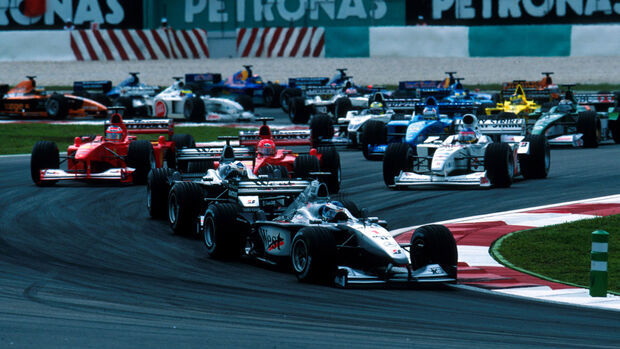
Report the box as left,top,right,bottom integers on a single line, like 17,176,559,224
392,171,491,188
335,263,455,287
39,168,134,182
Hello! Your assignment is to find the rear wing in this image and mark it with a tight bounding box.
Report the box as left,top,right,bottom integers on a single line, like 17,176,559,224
573,92,615,110
230,179,311,197
398,80,445,90
106,119,174,136
73,80,112,93
185,73,222,84
457,118,527,136
435,102,480,116
383,98,421,112
176,146,255,162
239,129,312,147
305,86,341,97
288,77,329,88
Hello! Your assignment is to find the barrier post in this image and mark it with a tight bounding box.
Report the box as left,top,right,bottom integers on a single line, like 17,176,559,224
590,230,609,297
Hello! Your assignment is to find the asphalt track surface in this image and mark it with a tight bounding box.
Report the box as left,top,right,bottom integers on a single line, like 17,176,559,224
2,111,620,347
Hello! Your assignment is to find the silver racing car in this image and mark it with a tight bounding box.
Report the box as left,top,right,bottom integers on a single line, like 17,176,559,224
200,180,457,286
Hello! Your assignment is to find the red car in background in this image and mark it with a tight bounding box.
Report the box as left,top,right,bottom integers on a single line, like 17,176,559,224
30,111,195,186
1,76,107,119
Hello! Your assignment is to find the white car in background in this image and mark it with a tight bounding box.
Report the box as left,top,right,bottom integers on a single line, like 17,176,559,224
152,75,253,123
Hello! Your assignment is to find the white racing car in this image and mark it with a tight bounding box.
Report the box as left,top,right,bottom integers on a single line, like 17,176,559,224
383,114,550,188
200,179,458,286
152,75,253,122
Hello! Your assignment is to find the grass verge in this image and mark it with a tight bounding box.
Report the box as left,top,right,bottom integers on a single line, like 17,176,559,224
492,215,619,294
0,123,239,155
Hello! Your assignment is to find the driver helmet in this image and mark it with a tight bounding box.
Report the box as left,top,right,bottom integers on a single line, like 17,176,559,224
105,125,124,141
257,139,276,156
369,101,384,114
422,106,438,119
557,99,573,113
458,127,478,144
219,161,247,179
318,201,348,222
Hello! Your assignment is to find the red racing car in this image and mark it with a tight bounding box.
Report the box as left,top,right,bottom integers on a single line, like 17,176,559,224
30,111,195,186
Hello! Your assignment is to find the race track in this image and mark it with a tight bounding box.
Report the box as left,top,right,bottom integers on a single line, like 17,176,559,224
1,142,620,348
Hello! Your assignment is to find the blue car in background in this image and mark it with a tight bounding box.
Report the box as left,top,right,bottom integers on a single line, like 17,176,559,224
220,65,286,108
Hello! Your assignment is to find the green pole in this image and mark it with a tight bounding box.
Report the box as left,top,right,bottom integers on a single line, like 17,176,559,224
590,230,609,297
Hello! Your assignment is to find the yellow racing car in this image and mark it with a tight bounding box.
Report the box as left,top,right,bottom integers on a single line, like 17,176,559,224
485,84,541,118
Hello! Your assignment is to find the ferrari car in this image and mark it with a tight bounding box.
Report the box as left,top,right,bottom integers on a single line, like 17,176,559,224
383,114,550,188
530,89,618,148
30,111,194,186
152,75,253,122
1,76,107,119
73,72,159,116
500,72,560,104
199,179,457,286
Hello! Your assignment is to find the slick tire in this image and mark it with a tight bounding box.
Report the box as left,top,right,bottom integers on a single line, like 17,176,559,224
310,114,334,148
46,93,69,120
291,227,337,284
114,96,134,117
280,87,301,113
610,118,620,144
235,94,254,112
289,96,310,124
30,140,60,186
257,164,289,179
360,120,387,161
383,143,414,187
317,146,341,194
518,134,550,179
168,182,204,236
184,96,206,121
187,160,212,174
167,134,196,171
334,97,352,119
410,224,458,281
484,142,514,188
147,168,175,219
293,154,320,180
127,140,155,185
263,84,283,108
203,203,246,259
577,111,601,148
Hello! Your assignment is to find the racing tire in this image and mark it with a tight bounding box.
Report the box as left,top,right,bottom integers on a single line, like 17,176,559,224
291,227,337,284
257,164,289,179
203,203,246,259
293,154,320,180
518,134,550,179
30,141,60,186
263,84,283,108
360,120,387,161
184,96,206,122
167,134,196,171
289,96,310,124
310,114,334,148
168,182,205,236
318,146,341,194
577,111,601,148
334,97,352,119
383,143,414,187
496,111,517,120
610,118,620,144
114,96,133,117
235,94,254,112
410,224,458,281
280,87,301,113
147,168,175,219
127,140,155,185
46,94,69,120
484,142,514,188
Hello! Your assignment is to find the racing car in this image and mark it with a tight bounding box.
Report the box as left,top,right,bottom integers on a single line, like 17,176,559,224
221,65,286,108
383,114,550,188
283,69,374,123
1,76,107,119
199,179,457,286
152,75,253,122
499,72,560,104
31,110,195,186
530,88,619,148
73,72,159,116
485,84,541,118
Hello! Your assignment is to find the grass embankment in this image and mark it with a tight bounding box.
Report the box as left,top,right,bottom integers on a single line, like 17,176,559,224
494,215,619,294
0,124,239,155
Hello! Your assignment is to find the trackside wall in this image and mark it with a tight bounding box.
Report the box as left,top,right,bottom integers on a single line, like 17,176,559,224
0,31,73,61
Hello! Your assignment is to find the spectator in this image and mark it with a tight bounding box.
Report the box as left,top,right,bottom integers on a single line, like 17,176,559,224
160,17,170,30
417,15,427,26
63,19,74,30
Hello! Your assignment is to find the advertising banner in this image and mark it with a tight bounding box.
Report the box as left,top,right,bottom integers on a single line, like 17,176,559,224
407,0,620,25
148,0,405,31
0,0,142,29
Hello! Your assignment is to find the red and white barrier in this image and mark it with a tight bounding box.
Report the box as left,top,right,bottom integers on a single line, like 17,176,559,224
236,27,324,58
70,29,210,61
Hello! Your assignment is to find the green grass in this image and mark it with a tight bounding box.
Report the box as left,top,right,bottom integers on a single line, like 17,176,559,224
494,215,619,294
0,123,239,155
